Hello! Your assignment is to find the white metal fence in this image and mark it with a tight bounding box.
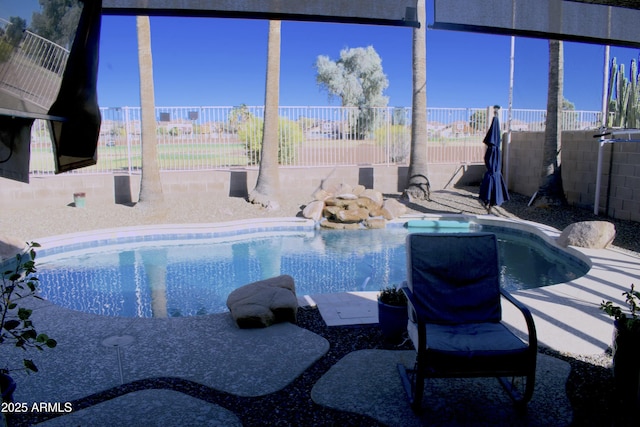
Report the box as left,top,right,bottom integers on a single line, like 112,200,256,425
27,106,604,176
0,18,69,111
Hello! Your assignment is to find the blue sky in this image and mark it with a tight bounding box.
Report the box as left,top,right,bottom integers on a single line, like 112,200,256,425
3,0,640,111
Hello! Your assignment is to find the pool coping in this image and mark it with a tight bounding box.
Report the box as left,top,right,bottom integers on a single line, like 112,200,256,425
26,213,640,355
32,216,315,256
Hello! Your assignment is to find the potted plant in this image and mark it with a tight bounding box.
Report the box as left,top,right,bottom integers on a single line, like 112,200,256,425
378,285,408,343
600,283,640,407
1,242,57,403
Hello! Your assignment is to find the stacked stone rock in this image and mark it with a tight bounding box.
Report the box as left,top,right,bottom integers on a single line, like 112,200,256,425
301,183,408,229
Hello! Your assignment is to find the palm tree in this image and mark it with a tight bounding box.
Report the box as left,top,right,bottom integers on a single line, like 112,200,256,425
402,0,430,201
535,39,567,207
249,20,281,210
136,15,164,206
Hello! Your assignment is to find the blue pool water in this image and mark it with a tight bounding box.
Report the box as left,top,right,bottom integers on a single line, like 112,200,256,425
34,224,589,318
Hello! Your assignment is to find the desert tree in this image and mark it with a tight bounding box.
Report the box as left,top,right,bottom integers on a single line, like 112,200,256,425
30,0,82,48
249,20,282,210
535,39,567,207
315,45,389,139
4,17,27,46
136,16,164,207
402,0,430,201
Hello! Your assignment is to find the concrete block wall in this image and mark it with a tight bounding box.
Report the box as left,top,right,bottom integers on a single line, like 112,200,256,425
505,132,544,198
2,163,485,209
560,131,605,210
507,130,640,222
1,174,117,207
607,140,640,220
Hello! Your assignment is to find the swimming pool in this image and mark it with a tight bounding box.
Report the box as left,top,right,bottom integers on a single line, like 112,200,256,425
31,218,589,318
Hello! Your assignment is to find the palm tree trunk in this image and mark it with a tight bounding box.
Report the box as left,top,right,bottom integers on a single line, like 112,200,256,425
402,0,430,201
536,39,567,206
249,20,281,210
136,16,164,206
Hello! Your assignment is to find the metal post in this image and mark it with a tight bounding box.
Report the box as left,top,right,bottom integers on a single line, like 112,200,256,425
595,42,611,215
601,45,610,128
594,138,605,215
124,106,133,175
505,35,515,187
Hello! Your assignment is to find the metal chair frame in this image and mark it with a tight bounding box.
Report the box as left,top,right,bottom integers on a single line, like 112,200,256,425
397,232,537,413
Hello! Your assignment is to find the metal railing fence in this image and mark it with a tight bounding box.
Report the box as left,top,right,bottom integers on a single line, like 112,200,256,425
0,18,69,111
27,106,604,176
508,108,604,132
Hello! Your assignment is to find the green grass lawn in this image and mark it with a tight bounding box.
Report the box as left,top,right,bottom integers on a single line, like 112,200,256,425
29,142,251,173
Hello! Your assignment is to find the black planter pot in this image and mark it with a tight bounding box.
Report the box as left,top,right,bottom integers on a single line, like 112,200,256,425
612,320,640,407
378,300,408,343
0,373,16,403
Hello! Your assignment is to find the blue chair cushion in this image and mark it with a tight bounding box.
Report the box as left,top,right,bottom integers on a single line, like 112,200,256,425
407,319,530,374
407,233,502,325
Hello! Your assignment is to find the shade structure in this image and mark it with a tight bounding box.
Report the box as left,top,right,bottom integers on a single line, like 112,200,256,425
479,116,509,210
0,0,102,182
48,0,102,174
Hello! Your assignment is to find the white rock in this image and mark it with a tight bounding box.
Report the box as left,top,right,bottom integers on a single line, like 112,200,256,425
302,200,325,221
557,221,616,249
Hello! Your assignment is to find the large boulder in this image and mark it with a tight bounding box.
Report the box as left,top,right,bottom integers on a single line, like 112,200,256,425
355,196,382,212
322,205,342,220
336,207,369,223
320,220,360,230
351,184,366,196
380,198,408,220
330,183,353,196
302,200,324,221
226,275,298,328
363,218,386,229
336,192,358,200
325,197,356,209
312,188,331,201
360,189,384,206
557,221,616,249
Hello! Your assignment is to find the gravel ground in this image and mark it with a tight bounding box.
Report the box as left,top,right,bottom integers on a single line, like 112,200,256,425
4,186,640,426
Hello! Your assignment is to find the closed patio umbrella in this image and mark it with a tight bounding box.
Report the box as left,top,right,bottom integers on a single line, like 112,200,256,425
478,112,509,213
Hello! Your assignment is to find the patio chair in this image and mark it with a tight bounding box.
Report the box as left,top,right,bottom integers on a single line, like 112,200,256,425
397,232,537,413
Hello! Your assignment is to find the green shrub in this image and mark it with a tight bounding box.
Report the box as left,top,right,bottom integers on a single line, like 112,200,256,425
239,117,303,165
1,242,57,373
277,117,304,165
238,116,264,164
0,39,14,63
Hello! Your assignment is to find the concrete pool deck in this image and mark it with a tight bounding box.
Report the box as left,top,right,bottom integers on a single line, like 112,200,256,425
5,293,574,427
2,214,638,425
